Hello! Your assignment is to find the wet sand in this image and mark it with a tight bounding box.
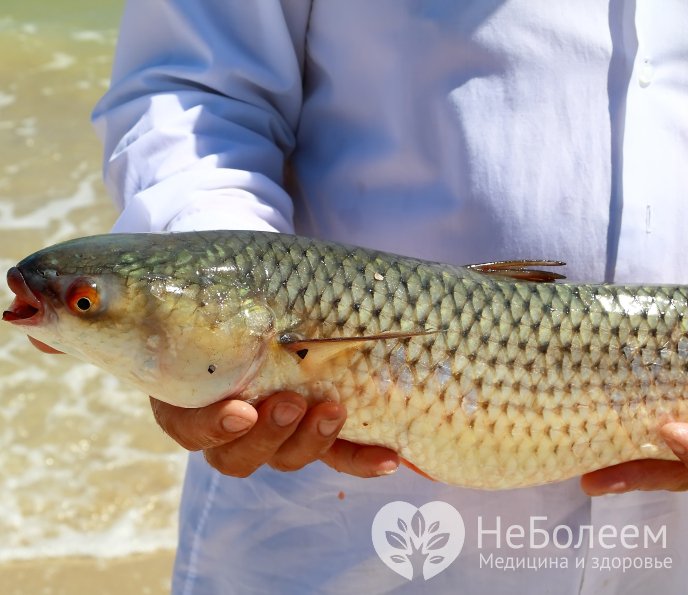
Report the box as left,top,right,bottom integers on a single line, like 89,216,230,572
0,550,175,595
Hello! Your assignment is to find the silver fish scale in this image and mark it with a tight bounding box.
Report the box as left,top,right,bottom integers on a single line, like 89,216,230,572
215,232,688,488
22,231,688,488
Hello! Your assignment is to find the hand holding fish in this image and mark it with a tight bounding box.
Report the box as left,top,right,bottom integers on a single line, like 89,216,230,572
29,331,688,486
149,393,400,478
27,338,400,477
153,395,688,488
8,231,688,490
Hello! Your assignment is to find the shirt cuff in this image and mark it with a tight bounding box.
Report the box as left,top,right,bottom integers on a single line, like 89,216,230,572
110,168,294,234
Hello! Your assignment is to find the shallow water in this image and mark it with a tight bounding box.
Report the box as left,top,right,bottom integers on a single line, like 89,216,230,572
0,1,186,564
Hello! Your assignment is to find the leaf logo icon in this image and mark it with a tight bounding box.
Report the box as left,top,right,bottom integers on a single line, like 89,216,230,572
386,531,408,550
412,510,426,539
426,533,450,550
371,501,465,581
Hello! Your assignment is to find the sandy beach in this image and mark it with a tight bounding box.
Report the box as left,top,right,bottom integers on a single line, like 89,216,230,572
0,2,186,592
0,551,175,595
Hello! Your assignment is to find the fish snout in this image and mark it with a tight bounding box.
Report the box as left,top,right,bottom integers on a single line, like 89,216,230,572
3,266,43,325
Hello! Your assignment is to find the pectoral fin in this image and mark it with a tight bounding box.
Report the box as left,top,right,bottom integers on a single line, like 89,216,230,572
467,260,566,282
279,330,437,367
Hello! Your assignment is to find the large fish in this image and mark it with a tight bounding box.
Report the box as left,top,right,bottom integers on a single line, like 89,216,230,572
4,231,688,489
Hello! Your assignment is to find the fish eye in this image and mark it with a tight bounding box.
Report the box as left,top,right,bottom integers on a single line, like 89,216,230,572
66,279,101,315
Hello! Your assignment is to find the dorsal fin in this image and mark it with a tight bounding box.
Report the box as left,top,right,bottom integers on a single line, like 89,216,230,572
466,260,566,283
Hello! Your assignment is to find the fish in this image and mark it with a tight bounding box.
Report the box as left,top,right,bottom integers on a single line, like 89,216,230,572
4,230,688,489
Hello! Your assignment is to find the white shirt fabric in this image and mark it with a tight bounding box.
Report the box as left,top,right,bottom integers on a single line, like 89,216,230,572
93,1,688,593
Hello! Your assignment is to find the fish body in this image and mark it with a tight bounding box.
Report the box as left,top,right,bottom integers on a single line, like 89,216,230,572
4,231,688,489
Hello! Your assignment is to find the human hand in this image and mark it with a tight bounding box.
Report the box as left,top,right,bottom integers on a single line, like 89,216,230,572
150,392,400,478
27,336,399,477
581,423,688,495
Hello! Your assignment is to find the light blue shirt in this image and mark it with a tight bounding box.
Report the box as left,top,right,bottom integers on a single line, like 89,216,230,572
94,1,688,593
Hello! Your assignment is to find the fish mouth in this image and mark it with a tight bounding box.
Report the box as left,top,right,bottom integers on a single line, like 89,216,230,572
3,267,43,326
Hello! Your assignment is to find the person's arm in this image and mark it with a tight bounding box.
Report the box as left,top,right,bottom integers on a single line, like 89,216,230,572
92,0,399,478
93,0,304,234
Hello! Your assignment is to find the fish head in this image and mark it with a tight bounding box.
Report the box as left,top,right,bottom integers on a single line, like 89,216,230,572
3,240,131,352
3,234,275,408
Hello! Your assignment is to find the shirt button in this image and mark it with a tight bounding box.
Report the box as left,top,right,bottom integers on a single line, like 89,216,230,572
638,60,653,87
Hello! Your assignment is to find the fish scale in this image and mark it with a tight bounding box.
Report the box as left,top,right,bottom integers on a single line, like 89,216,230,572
220,233,688,488
5,231,688,489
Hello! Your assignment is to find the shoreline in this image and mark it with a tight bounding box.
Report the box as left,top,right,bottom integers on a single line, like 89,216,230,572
0,549,175,595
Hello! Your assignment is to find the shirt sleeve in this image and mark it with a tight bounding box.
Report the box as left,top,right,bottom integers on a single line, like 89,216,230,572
92,0,312,234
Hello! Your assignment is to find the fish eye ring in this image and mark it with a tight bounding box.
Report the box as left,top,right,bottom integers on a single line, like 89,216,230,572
65,279,100,315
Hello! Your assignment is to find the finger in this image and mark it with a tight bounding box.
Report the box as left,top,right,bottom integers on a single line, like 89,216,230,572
268,401,347,472
581,460,688,496
204,392,307,477
582,423,688,495
320,439,399,478
150,396,258,451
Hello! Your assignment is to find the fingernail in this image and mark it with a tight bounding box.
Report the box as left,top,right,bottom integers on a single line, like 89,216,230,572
272,402,303,427
375,461,400,476
222,415,253,433
604,481,628,494
318,417,342,437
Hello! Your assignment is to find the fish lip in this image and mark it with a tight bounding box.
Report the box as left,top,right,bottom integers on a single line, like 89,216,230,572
2,267,44,326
